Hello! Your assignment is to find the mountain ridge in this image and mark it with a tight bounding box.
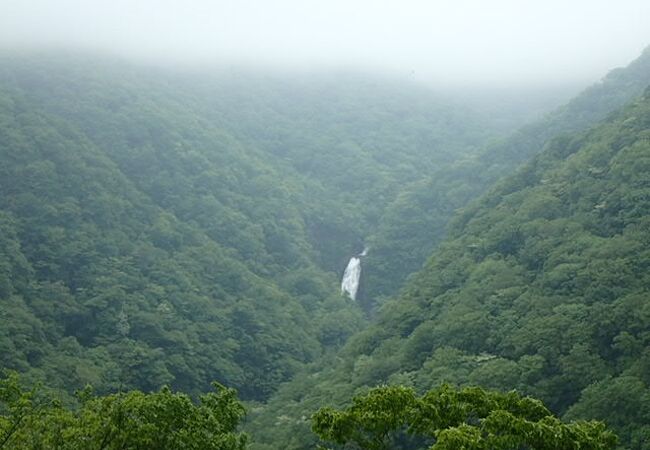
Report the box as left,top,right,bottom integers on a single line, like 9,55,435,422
362,45,650,305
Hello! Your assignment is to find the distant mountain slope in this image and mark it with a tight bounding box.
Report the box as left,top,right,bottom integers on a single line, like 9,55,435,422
0,54,498,401
0,54,496,274
0,89,345,401
250,87,650,449
363,46,650,305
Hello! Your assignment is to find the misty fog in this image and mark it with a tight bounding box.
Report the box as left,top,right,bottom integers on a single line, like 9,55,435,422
1,0,649,88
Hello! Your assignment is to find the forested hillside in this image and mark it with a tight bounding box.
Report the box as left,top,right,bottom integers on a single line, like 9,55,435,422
363,46,650,304
2,49,650,450
0,54,497,274
250,87,650,449
0,87,340,401
0,53,501,402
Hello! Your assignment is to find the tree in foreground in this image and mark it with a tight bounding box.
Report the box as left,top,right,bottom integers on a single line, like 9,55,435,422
0,372,247,449
312,384,617,450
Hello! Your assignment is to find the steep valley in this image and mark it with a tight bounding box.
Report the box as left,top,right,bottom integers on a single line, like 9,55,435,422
1,48,649,449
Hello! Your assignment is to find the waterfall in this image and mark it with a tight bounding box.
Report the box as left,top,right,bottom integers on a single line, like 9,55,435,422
341,257,361,300
341,247,368,300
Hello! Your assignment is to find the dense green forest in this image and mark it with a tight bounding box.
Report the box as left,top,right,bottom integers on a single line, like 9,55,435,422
249,87,650,448
0,372,617,449
1,48,650,450
0,52,505,403
0,372,249,449
311,384,617,449
363,46,650,305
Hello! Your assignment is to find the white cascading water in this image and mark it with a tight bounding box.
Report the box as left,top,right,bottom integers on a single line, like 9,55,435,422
341,257,361,300
341,247,368,300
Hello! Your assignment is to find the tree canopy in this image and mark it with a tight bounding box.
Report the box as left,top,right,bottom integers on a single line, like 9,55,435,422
312,385,617,450
0,372,248,449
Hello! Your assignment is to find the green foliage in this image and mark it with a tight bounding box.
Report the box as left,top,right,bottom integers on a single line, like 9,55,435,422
0,52,499,401
0,372,247,449
1,50,650,449
363,46,650,304
565,376,650,450
312,385,617,450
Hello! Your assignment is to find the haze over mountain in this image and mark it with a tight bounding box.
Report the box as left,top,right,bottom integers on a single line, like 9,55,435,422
2,0,650,87
362,46,650,306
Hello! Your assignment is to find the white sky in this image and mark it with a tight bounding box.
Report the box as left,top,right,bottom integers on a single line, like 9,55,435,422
1,0,649,86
